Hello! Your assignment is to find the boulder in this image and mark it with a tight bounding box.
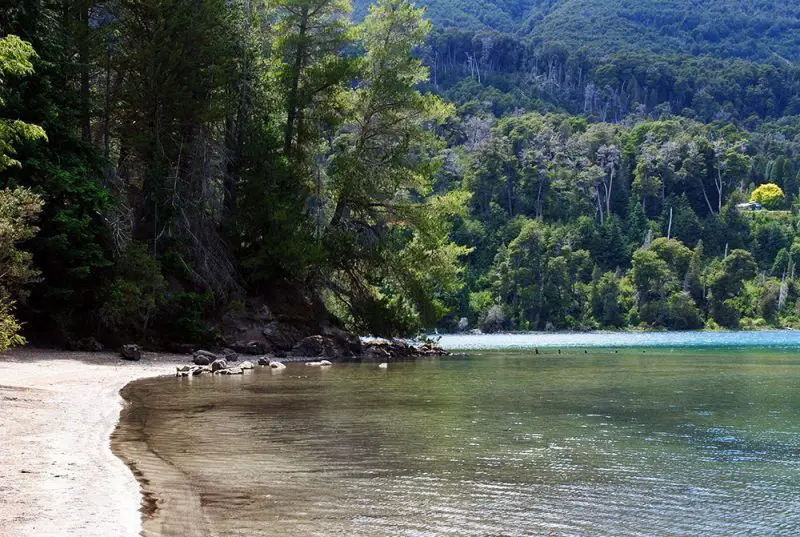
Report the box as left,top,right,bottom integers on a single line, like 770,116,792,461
193,350,218,366
292,336,325,357
456,317,469,333
378,362,388,369
211,359,229,372
269,361,286,370
120,344,142,361
240,361,254,370
305,361,323,367
319,360,333,367
257,357,271,366
221,348,239,362
322,326,363,355
262,322,304,351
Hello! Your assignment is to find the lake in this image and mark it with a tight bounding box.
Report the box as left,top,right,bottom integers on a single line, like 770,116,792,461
115,333,800,536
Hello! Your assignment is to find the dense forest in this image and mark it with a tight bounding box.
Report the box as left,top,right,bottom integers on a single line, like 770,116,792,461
1,0,800,351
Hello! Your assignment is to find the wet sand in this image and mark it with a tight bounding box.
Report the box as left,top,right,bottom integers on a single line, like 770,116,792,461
0,349,181,537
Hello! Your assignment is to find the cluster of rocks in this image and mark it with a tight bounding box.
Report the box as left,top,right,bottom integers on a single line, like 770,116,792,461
221,297,449,363
176,350,257,377
176,361,254,377
359,338,449,362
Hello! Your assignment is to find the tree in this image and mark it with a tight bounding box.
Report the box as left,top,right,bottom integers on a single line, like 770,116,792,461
0,187,43,350
709,249,758,327
1,9,113,342
324,0,468,334
0,35,45,349
0,35,46,171
750,183,785,210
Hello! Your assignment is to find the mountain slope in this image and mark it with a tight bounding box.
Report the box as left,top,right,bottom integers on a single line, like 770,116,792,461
355,0,800,63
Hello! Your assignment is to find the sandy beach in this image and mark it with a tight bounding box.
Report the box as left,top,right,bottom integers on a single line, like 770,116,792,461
0,348,181,537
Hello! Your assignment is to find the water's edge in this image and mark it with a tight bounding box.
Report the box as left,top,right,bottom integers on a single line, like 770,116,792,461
112,378,211,537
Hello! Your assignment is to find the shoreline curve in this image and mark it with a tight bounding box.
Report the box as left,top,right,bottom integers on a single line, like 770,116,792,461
0,349,183,537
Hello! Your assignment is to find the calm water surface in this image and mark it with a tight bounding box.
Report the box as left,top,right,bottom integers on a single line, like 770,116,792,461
120,342,800,536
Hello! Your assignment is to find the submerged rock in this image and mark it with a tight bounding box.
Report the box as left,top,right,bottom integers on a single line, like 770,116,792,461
120,344,141,361
176,366,209,377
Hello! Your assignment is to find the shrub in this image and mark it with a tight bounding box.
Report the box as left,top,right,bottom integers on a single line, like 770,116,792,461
99,244,166,340
750,183,785,210
0,187,43,350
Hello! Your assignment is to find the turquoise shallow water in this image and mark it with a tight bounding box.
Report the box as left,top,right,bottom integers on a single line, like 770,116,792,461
438,330,800,350
119,338,800,536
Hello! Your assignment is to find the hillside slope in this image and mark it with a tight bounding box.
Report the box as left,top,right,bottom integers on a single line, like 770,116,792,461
355,0,800,63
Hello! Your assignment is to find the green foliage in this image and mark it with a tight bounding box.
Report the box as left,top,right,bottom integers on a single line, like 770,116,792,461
0,187,43,350
7,0,800,344
750,183,786,210
0,35,47,172
99,244,167,341
0,36,46,350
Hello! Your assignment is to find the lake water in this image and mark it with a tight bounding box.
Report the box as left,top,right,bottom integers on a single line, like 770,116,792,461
116,333,800,536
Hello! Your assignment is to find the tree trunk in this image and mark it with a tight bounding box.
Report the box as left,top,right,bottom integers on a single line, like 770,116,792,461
284,6,309,160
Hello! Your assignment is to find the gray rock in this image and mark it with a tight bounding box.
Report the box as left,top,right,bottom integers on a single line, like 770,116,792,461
240,361,254,370
120,344,141,361
193,350,218,366
257,357,271,366
216,367,244,375
211,359,229,372
262,322,303,351
269,361,286,370
292,335,325,357
221,348,239,362
319,360,333,367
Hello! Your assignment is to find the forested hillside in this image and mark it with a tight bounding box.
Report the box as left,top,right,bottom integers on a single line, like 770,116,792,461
356,0,800,62
386,0,800,332
2,0,800,349
0,0,466,349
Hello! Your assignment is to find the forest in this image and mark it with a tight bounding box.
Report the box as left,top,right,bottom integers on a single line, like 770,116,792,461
1,0,800,350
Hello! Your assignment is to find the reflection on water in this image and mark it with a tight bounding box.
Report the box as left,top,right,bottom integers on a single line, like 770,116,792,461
118,350,800,536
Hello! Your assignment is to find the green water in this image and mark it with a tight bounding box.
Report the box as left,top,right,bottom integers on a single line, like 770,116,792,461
120,349,800,536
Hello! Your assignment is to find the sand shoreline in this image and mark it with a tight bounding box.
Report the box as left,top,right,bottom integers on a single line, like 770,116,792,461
0,349,183,537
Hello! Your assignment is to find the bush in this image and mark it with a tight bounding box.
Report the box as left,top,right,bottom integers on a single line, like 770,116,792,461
99,244,166,341
481,304,510,333
0,187,43,350
751,183,785,210
0,298,26,350
665,292,704,330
